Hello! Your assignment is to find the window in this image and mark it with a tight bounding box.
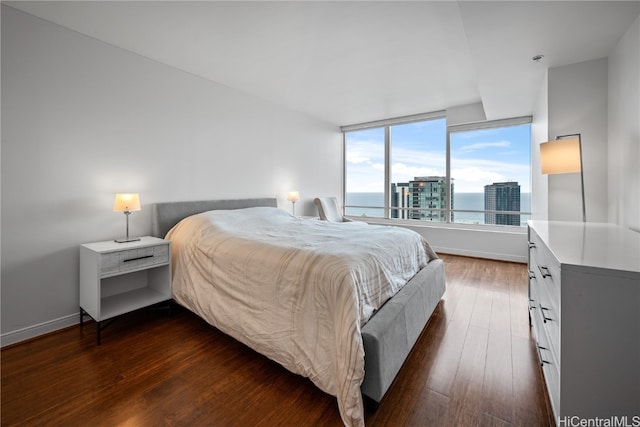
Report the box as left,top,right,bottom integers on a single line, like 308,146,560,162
343,114,531,226
344,127,385,217
449,120,531,226
390,120,447,221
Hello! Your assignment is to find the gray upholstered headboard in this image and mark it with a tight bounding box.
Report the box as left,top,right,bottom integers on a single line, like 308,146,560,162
151,197,278,238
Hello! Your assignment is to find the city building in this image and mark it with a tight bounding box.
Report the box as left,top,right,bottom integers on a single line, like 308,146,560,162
408,176,453,222
391,182,410,219
484,181,521,225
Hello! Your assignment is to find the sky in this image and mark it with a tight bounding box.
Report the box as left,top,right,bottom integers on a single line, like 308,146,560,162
345,119,531,194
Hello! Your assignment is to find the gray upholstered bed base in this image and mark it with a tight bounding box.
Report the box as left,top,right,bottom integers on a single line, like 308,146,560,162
360,258,445,403
151,197,446,405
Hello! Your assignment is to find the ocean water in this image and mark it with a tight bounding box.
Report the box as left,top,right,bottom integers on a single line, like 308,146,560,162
345,192,531,226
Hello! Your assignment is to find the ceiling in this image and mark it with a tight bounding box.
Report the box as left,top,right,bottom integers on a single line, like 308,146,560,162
6,1,639,126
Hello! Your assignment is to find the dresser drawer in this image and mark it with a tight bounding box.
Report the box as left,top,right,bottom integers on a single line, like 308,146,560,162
100,244,169,277
530,230,560,312
528,268,539,316
540,345,560,419
531,297,560,418
530,270,560,360
539,270,560,317
537,290,560,364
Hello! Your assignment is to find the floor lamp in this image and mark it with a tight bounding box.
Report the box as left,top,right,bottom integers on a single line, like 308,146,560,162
539,134,586,222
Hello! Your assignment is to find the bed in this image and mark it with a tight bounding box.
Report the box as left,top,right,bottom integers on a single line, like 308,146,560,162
151,198,445,427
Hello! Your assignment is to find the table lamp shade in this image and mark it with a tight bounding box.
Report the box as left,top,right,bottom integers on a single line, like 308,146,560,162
113,193,141,212
287,191,300,203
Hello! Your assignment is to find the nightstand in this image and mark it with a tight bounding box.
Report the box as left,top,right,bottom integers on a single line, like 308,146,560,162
79,236,171,344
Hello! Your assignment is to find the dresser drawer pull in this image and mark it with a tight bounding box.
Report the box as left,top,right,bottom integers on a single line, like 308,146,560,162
537,345,551,366
540,306,553,323
528,242,536,249
123,255,154,263
529,270,536,280
538,265,552,278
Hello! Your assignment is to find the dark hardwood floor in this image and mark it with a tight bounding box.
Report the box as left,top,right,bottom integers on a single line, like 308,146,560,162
1,254,554,426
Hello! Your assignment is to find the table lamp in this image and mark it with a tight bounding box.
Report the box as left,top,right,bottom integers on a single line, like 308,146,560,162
113,193,141,242
287,191,300,216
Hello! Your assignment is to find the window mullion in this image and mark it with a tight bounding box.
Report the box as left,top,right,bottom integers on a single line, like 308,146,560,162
384,126,391,219
446,129,451,223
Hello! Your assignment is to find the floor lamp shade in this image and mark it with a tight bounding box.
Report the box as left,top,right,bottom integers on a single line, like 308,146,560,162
540,135,586,222
540,138,582,174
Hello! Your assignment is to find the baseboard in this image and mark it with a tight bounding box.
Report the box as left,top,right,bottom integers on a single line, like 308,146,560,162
1,313,79,348
433,246,527,263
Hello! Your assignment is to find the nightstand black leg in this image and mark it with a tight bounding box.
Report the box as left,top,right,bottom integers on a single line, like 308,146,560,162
94,318,116,346
79,308,102,345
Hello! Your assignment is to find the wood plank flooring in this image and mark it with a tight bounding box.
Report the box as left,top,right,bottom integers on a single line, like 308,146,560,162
1,254,555,426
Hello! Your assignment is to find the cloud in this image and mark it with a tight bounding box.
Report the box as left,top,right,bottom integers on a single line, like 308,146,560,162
392,147,446,166
457,140,511,152
452,167,505,184
345,139,383,165
346,152,370,164
391,162,444,183
451,158,530,192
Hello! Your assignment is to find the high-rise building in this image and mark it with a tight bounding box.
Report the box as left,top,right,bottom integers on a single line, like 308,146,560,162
391,182,411,219
408,176,453,222
484,181,521,225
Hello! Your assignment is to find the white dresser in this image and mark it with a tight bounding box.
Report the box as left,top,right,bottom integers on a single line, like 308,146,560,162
527,221,640,423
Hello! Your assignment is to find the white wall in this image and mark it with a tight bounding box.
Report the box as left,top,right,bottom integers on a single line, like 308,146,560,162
402,223,526,263
445,102,486,126
540,18,639,230
548,58,609,223
1,6,342,345
608,16,640,232
531,71,549,220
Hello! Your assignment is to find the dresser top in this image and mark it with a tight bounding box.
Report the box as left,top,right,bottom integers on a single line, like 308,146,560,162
528,220,640,274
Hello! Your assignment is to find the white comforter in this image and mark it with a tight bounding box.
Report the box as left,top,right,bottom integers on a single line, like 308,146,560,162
167,207,438,426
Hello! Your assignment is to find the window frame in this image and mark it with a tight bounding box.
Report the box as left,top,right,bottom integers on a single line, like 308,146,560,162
447,116,532,226
342,113,532,227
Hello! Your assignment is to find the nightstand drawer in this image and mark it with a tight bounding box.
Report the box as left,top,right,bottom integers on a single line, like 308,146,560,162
100,245,169,276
